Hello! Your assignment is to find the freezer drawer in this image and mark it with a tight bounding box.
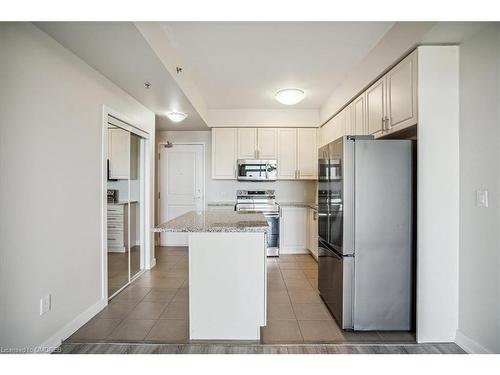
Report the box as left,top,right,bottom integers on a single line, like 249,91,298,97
318,240,353,329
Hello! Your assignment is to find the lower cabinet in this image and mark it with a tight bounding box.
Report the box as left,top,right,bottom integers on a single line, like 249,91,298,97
279,206,308,254
107,203,137,253
107,203,127,252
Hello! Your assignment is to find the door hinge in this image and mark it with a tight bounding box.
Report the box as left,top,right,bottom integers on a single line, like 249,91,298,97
158,153,161,160
158,192,161,200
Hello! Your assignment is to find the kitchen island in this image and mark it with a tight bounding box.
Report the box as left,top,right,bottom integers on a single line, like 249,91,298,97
153,209,268,341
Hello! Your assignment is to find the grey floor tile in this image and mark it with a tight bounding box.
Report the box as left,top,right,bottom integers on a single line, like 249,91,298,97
142,288,178,303
302,269,318,279
70,318,122,340
127,301,169,320
111,286,151,302
146,319,188,343
96,300,139,319
160,301,189,319
292,303,332,320
284,278,314,290
268,302,296,321
288,289,322,304
298,320,344,342
261,320,303,344
267,290,291,304
107,319,157,341
278,262,303,270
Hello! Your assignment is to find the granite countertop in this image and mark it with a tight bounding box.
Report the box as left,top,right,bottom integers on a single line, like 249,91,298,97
278,202,318,210
153,209,269,233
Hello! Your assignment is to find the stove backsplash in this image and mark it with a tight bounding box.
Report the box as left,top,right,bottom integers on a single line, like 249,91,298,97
209,179,316,203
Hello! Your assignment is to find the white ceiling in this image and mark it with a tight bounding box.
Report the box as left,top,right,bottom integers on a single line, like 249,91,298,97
162,22,394,109
35,22,208,131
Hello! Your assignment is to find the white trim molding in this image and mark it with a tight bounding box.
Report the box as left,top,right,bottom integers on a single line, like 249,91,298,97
38,298,107,353
455,330,493,354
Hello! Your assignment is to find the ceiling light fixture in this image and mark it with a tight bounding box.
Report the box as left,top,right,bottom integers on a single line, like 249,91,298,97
275,88,305,105
166,111,188,123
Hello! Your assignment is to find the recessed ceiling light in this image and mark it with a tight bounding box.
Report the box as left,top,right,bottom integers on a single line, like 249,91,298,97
275,88,305,105
166,111,188,123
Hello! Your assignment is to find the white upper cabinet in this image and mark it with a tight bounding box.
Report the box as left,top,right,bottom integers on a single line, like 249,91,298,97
108,127,130,180
237,128,277,159
344,104,354,136
333,109,346,140
319,49,419,145
366,76,387,136
297,128,317,180
277,128,297,179
353,93,367,135
212,128,237,179
213,127,316,180
386,50,418,132
257,128,278,159
237,128,258,159
319,109,346,147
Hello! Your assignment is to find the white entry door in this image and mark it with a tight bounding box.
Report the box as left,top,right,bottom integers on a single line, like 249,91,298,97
159,144,204,246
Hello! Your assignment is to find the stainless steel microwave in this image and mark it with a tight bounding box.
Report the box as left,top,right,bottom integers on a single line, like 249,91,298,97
237,159,277,181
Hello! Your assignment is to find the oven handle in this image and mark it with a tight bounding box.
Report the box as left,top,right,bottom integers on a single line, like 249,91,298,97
264,213,279,218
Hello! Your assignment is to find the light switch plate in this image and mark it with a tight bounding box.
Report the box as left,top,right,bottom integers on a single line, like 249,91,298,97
40,294,51,315
476,190,489,208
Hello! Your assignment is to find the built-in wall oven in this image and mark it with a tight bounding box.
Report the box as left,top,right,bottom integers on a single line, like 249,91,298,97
235,189,280,256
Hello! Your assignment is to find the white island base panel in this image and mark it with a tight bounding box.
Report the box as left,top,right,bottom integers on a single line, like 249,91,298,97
188,232,267,341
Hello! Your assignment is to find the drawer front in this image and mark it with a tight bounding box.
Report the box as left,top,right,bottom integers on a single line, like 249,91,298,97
107,231,124,247
107,222,123,231
107,205,124,213
107,215,124,225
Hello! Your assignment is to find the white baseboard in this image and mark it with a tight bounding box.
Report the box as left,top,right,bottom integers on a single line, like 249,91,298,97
162,242,188,247
455,330,492,354
308,249,318,261
38,298,107,353
107,246,125,253
148,257,157,269
280,248,309,255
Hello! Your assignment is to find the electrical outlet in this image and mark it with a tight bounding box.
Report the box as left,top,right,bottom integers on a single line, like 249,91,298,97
39,294,51,316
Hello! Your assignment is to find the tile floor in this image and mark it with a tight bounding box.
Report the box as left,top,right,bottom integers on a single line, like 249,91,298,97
67,246,415,345
107,245,141,296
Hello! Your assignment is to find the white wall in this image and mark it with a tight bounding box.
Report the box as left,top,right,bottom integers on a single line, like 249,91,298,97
208,109,319,128
0,23,155,349
456,25,500,354
416,46,460,344
155,131,316,222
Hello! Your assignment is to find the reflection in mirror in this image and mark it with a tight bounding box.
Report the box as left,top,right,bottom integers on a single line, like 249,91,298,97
106,124,130,297
129,133,143,279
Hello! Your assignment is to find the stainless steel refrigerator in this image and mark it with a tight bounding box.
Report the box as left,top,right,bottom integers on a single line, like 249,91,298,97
318,135,414,331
